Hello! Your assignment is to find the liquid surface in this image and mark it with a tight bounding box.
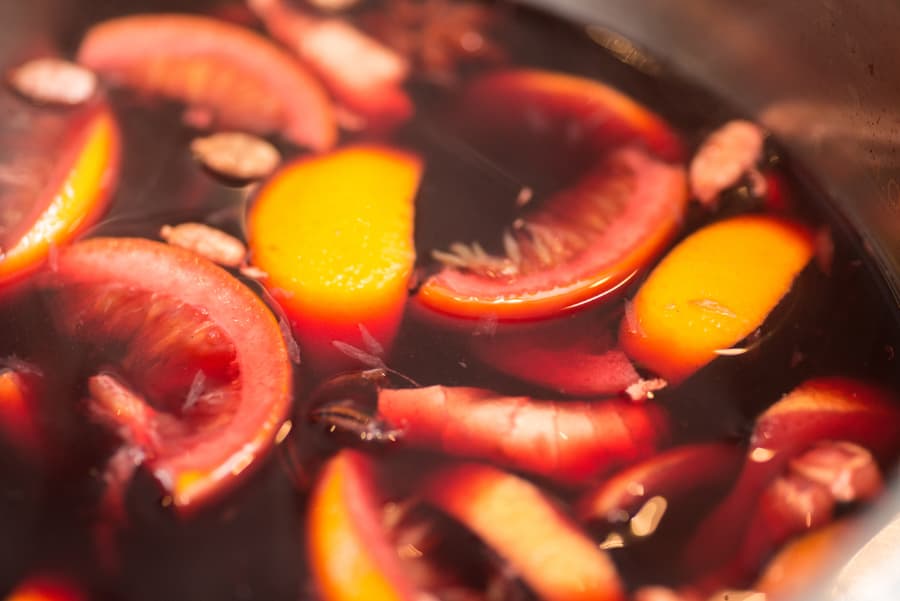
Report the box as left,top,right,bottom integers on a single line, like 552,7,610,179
0,1,899,600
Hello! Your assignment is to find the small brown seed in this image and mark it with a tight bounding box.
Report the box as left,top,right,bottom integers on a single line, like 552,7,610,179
190,132,281,182
160,223,247,268
8,58,97,106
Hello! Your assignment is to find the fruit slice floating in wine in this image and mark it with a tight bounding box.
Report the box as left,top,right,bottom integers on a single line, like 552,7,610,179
373,385,667,483
455,69,684,163
249,0,413,131
418,146,687,321
469,314,641,397
0,363,43,461
307,450,421,601
0,93,120,288
620,215,815,382
247,144,422,372
77,14,336,150
575,443,742,525
423,462,625,601
683,378,900,582
38,238,293,511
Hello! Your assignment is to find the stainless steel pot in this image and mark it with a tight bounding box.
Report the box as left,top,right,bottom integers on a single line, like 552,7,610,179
520,1,900,598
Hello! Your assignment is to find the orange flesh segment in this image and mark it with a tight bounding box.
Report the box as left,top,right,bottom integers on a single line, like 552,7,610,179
424,463,624,601
0,107,119,285
621,215,814,382
248,145,421,368
307,451,415,601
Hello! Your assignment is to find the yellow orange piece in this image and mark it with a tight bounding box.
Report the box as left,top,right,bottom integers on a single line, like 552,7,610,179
621,215,814,382
307,451,418,601
0,105,119,286
0,370,41,459
424,463,625,601
248,144,422,370
4,575,85,601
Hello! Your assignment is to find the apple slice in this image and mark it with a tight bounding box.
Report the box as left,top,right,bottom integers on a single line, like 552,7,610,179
77,14,336,150
307,450,421,601
247,144,422,372
423,463,625,601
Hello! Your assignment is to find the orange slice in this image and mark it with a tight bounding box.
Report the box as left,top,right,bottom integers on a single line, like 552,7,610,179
247,144,422,371
307,450,420,601
620,215,814,382
0,95,120,287
77,14,336,150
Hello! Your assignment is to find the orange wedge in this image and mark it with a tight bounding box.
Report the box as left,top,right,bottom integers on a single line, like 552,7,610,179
247,144,422,371
0,96,120,288
620,215,814,382
307,450,420,601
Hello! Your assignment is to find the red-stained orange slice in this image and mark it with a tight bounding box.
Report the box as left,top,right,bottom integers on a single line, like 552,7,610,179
39,238,293,511
0,94,119,287
77,14,336,150
307,450,420,601
423,463,625,601
247,144,422,371
621,215,814,382
418,147,687,321
457,69,683,163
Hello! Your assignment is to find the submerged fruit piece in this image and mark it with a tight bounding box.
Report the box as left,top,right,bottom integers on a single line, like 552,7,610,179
457,68,683,162
418,148,687,321
377,386,667,482
39,238,292,510
0,95,120,287
689,120,766,207
684,378,900,581
308,450,420,601
77,14,335,150
754,520,852,599
469,316,640,396
4,575,85,601
575,443,742,524
249,0,412,131
248,145,422,371
0,364,43,460
621,215,814,382
424,463,625,601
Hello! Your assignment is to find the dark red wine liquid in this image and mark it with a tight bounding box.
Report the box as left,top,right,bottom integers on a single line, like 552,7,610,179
0,0,898,599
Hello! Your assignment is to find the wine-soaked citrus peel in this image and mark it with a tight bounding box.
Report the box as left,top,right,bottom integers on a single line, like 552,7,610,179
418,147,687,321
621,215,815,382
423,463,625,601
456,69,684,162
308,450,420,601
39,238,292,511
77,14,336,150
378,386,667,482
248,145,422,371
0,99,120,287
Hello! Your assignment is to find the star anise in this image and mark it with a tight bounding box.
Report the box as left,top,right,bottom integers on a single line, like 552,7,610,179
363,0,505,85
